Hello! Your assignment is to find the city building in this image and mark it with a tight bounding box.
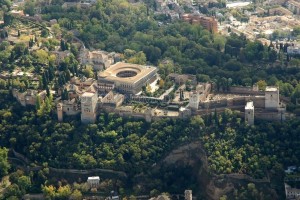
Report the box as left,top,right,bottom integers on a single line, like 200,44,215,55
79,49,116,70
59,99,81,116
97,62,158,94
287,45,300,55
287,0,300,14
182,13,218,33
185,190,192,200
81,91,98,124
87,176,100,188
12,89,47,107
100,91,125,108
285,183,300,199
245,101,254,125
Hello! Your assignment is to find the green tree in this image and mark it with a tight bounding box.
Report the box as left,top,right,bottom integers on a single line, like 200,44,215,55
0,147,10,178
42,185,56,199
34,49,49,65
292,84,300,104
36,95,42,110
24,0,36,16
82,66,94,78
69,189,82,200
17,176,31,194
57,185,72,199
257,80,267,91
0,0,12,11
3,184,22,199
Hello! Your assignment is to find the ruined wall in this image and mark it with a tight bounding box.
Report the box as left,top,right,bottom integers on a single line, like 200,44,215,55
229,86,264,95
251,96,265,108
255,112,282,121
199,99,228,109
239,110,284,122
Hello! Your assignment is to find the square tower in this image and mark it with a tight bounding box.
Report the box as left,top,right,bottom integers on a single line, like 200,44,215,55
57,103,63,122
265,86,279,110
245,101,254,125
185,190,192,200
189,91,199,110
81,92,98,124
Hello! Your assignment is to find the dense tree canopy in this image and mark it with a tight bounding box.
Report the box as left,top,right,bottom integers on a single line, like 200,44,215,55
0,147,10,178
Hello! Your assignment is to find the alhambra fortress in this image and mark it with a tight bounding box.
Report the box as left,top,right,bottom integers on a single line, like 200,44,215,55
9,48,290,125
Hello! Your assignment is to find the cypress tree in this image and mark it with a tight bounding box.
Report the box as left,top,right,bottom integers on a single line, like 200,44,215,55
36,95,41,110
46,86,50,97
42,73,48,89
65,70,71,81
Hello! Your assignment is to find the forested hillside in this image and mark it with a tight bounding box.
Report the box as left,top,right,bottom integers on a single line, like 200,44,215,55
1,0,300,198
0,90,300,197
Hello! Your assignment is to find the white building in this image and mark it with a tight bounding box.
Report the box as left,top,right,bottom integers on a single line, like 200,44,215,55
81,91,98,124
87,176,100,188
245,101,254,125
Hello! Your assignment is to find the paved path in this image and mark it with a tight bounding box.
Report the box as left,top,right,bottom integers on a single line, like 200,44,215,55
158,85,175,100
10,149,127,179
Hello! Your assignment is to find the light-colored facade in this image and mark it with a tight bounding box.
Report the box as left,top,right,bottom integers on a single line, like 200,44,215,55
12,89,47,107
98,62,158,94
245,101,254,125
185,190,192,200
188,83,211,110
285,183,300,199
81,91,98,124
56,77,98,122
87,176,100,188
62,2,91,9
61,99,81,116
189,91,199,110
79,49,115,70
101,91,125,108
265,86,279,110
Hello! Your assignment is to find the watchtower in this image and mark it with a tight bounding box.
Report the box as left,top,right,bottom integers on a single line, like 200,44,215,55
265,86,279,110
57,103,63,122
245,101,254,125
